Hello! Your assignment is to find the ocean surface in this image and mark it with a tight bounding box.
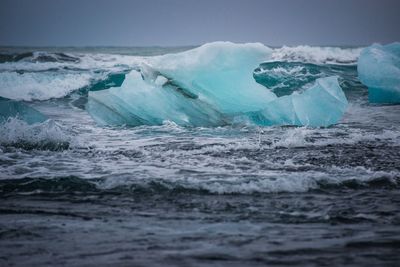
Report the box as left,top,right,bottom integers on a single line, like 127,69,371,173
0,45,400,266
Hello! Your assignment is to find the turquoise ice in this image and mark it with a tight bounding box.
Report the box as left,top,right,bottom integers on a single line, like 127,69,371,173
358,43,400,104
87,71,227,127
243,76,348,127
87,42,348,127
145,42,277,114
0,97,47,124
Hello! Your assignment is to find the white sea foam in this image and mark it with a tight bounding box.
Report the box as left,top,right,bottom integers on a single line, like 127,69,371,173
0,117,72,147
0,71,93,101
270,45,362,64
97,167,399,194
0,53,142,72
268,127,400,148
2,117,398,193
271,127,313,147
254,65,305,76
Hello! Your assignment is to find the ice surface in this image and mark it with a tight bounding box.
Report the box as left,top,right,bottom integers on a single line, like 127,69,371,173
358,43,400,104
0,97,47,124
244,77,348,127
87,42,348,127
146,41,277,113
87,71,227,126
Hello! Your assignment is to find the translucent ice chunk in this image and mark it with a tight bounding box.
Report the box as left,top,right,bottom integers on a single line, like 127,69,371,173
0,97,47,124
358,43,400,104
244,77,348,127
87,71,227,127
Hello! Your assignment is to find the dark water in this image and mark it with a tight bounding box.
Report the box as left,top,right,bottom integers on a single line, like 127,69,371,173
0,46,400,266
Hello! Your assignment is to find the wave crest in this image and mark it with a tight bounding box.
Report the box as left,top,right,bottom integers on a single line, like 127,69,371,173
0,118,72,150
0,71,93,101
1,173,398,196
270,45,362,65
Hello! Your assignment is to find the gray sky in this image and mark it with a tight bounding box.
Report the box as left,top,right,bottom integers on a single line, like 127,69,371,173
0,0,399,46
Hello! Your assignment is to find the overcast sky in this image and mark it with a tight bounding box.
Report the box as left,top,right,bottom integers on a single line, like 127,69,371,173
0,0,399,46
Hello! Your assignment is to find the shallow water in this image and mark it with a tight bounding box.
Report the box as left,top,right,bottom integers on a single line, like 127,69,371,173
0,45,399,266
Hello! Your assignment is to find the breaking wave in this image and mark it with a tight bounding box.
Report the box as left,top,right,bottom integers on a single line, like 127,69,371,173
0,172,398,196
0,71,93,101
270,45,362,65
0,51,80,63
0,118,72,150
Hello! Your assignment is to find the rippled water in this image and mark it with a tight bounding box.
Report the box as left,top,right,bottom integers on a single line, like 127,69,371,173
0,46,400,266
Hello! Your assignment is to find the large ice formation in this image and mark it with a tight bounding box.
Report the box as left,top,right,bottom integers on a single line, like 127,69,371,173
87,42,348,127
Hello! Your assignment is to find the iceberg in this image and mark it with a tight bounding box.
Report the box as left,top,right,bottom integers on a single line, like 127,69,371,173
0,97,47,124
358,43,400,104
144,42,277,113
88,42,276,126
87,42,348,127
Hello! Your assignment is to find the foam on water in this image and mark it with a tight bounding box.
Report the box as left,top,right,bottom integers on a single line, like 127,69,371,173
253,62,352,96
271,45,362,64
0,51,79,63
0,52,141,72
269,126,400,148
1,115,399,193
0,117,72,150
0,71,93,101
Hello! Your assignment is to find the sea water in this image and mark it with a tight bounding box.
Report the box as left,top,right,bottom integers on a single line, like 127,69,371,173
0,44,399,266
